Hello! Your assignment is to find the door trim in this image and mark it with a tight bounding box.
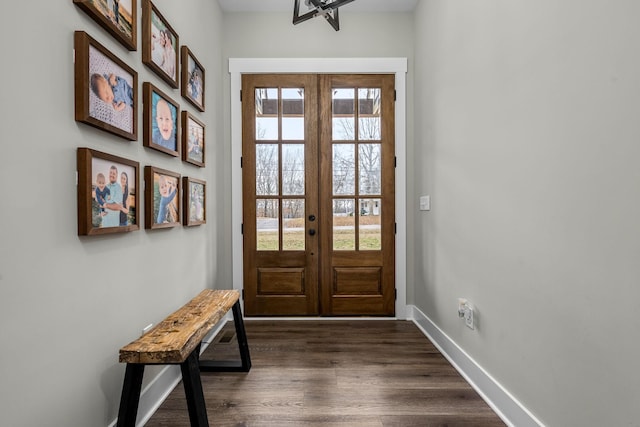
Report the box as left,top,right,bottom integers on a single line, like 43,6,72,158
229,58,408,319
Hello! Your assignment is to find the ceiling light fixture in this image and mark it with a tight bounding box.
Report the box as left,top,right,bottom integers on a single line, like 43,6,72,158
293,0,356,31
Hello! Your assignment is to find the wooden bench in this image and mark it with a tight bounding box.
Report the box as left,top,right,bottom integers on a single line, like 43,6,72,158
116,289,251,427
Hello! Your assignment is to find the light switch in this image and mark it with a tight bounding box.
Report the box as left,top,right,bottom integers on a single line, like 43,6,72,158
419,195,431,211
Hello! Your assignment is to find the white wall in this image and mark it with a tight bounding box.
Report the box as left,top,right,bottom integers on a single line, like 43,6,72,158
0,1,223,426
412,1,640,425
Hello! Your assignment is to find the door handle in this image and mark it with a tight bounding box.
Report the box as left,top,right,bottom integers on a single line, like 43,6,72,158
308,214,316,222
309,229,316,236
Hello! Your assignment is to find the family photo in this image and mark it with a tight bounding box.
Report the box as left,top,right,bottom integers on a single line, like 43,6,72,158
182,112,205,166
181,47,205,111
73,0,136,50
77,148,139,235
184,178,205,226
143,0,179,87
91,157,136,229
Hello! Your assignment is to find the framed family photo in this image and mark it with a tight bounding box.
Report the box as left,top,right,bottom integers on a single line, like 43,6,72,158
143,82,180,157
74,31,137,141
181,46,205,111
73,0,137,50
142,0,179,88
181,111,205,167
145,166,181,229
77,148,139,236
183,177,206,226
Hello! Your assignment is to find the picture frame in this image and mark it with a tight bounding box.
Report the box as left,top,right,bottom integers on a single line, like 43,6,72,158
77,148,140,235
183,177,206,226
74,31,138,141
143,82,180,157
142,0,179,88
144,166,181,229
180,46,205,111
73,0,137,51
181,111,205,167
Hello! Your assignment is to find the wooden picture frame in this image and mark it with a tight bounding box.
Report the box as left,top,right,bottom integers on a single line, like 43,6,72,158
181,111,205,167
180,46,205,111
74,31,138,141
77,148,139,235
142,0,179,88
145,166,181,229
183,177,206,226
143,82,180,157
73,0,137,51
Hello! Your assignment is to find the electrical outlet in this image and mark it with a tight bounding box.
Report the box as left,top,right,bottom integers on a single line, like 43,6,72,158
457,298,475,330
464,306,474,330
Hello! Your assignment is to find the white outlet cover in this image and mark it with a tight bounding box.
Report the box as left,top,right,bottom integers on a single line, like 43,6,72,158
464,307,474,330
419,195,431,211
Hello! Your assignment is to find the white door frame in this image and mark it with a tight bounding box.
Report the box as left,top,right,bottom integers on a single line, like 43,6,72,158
229,58,408,319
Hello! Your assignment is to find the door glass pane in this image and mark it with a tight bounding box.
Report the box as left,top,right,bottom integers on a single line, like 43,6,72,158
256,199,279,251
332,88,355,140
282,144,305,196
358,88,381,140
283,199,305,251
256,144,278,196
282,88,304,140
358,144,381,195
333,144,355,195
333,199,355,251
359,198,381,250
256,88,278,140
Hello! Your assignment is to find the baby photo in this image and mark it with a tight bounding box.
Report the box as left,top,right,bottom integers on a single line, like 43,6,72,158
88,44,135,134
152,91,177,151
153,172,179,225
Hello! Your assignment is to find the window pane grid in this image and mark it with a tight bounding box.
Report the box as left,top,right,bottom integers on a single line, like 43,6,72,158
331,86,383,252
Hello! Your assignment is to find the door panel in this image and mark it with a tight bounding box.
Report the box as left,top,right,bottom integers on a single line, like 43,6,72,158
242,74,394,316
242,74,319,316
319,75,395,316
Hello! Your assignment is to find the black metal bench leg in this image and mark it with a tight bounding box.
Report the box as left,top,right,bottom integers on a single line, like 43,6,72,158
199,301,252,372
181,349,209,427
231,300,252,372
116,364,145,427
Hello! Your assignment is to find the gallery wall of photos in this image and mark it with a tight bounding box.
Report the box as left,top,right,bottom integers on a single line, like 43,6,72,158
73,0,207,236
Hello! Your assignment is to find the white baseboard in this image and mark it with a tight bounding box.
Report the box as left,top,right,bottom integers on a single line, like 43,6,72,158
108,314,232,427
408,305,544,427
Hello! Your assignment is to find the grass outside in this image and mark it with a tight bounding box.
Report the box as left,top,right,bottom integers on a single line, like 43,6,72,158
257,225,381,251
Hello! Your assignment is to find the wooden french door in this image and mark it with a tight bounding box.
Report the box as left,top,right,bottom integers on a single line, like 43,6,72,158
242,73,395,316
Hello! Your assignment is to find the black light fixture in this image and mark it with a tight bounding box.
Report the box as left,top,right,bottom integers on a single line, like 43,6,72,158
293,0,356,31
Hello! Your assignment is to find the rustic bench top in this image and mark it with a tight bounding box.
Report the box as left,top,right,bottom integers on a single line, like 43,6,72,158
119,289,239,364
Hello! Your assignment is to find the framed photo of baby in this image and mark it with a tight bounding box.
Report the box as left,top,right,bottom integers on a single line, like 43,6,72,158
181,46,205,112
145,166,181,229
73,0,137,51
142,0,179,88
181,111,205,167
74,31,137,141
183,177,206,226
143,82,179,157
77,148,139,236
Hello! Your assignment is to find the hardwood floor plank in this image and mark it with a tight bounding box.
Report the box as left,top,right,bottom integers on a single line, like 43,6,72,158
145,320,506,427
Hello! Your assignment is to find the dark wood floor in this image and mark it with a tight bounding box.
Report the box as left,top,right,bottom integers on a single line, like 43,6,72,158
145,320,506,427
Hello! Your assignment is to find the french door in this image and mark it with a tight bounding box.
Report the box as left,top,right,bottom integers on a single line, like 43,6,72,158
242,73,395,316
